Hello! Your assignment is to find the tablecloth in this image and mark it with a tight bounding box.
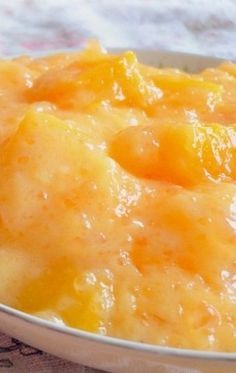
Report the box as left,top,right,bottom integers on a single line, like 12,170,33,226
1,0,236,371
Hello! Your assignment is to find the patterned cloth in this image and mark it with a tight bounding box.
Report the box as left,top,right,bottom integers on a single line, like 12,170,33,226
0,0,236,371
0,0,236,58
0,335,98,372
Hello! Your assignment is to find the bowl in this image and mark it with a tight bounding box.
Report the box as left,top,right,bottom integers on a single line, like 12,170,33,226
0,49,235,373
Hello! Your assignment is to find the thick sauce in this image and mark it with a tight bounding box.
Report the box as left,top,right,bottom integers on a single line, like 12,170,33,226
0,42,236,351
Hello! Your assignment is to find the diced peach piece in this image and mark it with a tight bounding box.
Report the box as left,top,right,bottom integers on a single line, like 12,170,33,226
17,262,114,333
110,122,236,186
0,249,34,304
151,70,221,92
28,52,161,109
0,111,122,251
0,60,35,91
218,62,236,78
61,269,114,332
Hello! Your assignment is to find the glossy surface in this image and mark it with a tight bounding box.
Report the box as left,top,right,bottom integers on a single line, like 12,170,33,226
0,43,236,352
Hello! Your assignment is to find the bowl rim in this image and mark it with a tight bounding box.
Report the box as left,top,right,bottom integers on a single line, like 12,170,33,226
5,46,228,63
0,47,235,362
1,303,236,361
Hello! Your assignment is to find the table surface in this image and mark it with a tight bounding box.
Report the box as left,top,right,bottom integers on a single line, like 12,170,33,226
1,0,236,371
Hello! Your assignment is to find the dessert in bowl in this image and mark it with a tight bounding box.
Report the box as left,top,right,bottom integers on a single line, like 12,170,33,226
0,41,236,371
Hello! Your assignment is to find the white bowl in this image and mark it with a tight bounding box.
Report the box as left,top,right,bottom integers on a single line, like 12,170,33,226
0,49,235,373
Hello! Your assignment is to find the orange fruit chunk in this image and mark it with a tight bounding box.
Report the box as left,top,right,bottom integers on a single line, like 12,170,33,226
110,122,236,186
29,51,161,110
